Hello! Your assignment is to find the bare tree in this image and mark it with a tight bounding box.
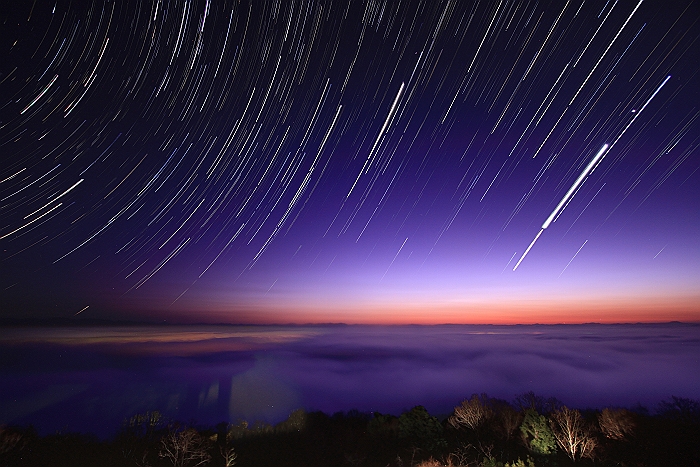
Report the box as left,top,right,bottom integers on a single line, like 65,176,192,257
448,394,493,430
220,443,237,467
549,406,597,461
217,425,237,467
0,426,25,456
495,403,523,441
515,391,561,414
578,434,597,460
160,427,211,467
127,411,164,436
118,411,165,467
598,408,635,441
657,396,700,422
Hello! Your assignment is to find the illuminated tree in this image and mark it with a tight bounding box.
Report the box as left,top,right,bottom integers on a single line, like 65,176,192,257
505,458,536,467
214,423,238,467
448,394,493,431
549,406,597,461
220,441,237,467
520,409,556,455
275,408,307,432
598,408,635,440
0,426,26,457
159,427,211,467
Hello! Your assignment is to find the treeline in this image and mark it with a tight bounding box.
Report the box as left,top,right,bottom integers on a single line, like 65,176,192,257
1,394,699,467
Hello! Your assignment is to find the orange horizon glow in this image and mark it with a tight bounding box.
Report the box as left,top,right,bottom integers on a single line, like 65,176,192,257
150,293,700,326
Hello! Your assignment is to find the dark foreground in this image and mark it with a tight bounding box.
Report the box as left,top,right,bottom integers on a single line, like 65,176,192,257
1,393,699,467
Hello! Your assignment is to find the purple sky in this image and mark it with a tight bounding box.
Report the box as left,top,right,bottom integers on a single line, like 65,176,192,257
1,0,699,324
1,324,699,437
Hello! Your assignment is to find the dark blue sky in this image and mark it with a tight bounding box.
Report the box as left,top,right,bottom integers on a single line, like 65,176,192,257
1,0,699,324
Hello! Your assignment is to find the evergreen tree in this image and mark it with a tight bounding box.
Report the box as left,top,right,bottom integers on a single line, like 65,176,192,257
519,409,556,456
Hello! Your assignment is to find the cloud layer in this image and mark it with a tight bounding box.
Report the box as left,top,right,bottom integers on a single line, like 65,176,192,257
1,323,698,437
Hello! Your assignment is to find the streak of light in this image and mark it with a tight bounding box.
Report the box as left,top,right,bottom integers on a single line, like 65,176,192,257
543,144,609,229
569,0,644,105
199,224,245,278
20,75,59,115
24,179,84,219
381,237,408,281
132,238,191,290
513,229,543,271
560,240,588,276
514,72,671,271
0,168,26,184
514,143,607,271
653,245,667,259
502,251,518,273
83,37,109,87
0,203,63,240
563,183,606,237
347,82,405,198
607,75,672,151
572,0,619,68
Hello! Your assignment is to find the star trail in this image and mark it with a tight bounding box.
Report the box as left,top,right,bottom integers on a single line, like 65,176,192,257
1,0,699,323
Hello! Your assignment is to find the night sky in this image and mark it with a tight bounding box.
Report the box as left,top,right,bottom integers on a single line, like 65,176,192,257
2,0,699,324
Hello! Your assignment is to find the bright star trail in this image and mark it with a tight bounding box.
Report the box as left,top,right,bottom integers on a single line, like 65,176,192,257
1,0,699,324
513,143,610,271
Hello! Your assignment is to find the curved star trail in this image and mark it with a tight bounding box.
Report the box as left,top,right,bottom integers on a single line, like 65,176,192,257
1,0,699,323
